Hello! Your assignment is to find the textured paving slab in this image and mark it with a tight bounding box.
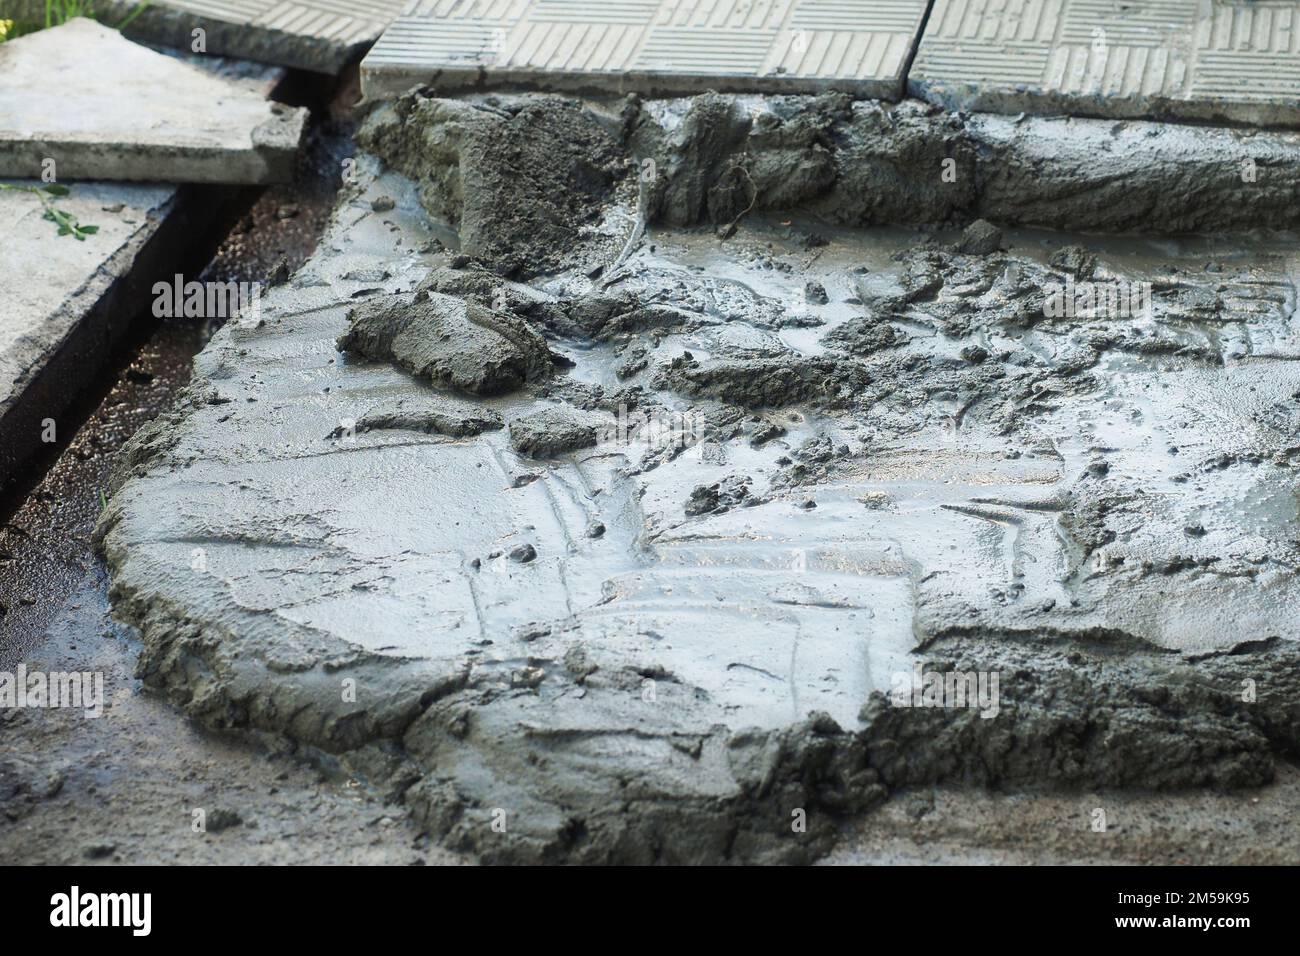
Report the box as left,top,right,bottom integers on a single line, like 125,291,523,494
0,19,306,184
910,0,1300,126
0,0,406,74
0,181,179,485
360,0,931,99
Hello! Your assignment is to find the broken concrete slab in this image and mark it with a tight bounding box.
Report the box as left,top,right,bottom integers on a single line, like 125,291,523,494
910,0,1300,127
0,19,306,184
360,0,931,100
97,92,1300,863
0,181,180,486
0,0,406,74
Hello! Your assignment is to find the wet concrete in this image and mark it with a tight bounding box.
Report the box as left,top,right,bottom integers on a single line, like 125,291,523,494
92,91,1300,863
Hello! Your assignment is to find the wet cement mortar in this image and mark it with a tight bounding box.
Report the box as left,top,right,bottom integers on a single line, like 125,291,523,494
92,90,1300,864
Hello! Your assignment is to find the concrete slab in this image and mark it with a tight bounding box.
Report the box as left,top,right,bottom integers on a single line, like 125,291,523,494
0,181,180,485
0,0,406,74
360,0,931,100
0,18,306,184
910,0,1300,127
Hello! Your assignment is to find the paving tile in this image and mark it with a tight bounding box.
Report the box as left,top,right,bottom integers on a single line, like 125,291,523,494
0,19,307,184
360,0,931,99
0,0,407,73
910,0,1300,126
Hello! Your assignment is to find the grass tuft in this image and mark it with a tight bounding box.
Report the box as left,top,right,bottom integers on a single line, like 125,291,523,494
0,184,100,241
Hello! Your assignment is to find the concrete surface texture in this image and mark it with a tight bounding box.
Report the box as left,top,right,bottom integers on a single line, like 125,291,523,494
0,19,307,184
360,0,932,99
910,0,1300,126
0,0,407,73
94,91,1300,864
0,180,178,484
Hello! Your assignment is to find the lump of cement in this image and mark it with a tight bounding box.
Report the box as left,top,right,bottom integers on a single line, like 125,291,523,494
630,92,756,226
560,292,693,341
509,543,537,563
770,435,855,489
336,291,556,397
417,264,564,329
957,219,1003,255
685,476,757,516
824,316,903,357
329,395,502,439
358,93,628,277
1049,244,1099,278
509,407,600,458
656,352,869,409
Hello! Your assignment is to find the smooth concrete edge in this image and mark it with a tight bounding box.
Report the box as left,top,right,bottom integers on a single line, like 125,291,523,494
0,138,304,185
359,64,904,104
0,105,307,185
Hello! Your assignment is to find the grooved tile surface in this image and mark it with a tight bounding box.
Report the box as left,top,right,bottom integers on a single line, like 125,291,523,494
360,0,931,99
910,0,1300,126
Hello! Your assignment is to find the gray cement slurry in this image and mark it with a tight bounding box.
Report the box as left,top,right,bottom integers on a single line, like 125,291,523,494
99,94,1300,863
360,0,932,100
0,19,306,184
0,0,407,74
910,0,1300,127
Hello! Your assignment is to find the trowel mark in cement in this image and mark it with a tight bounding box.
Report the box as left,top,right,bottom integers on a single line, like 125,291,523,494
98,99,1300,862
0,19,306,184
